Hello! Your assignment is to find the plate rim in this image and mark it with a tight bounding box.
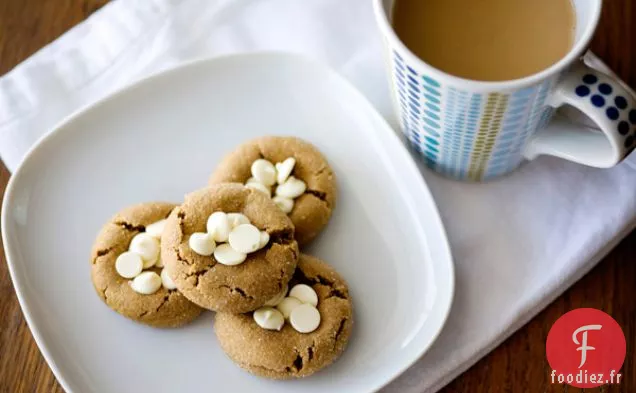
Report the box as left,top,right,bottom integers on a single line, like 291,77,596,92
1,51,455,393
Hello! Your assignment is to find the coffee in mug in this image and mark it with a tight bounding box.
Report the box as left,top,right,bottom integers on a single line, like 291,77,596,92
392,0,576,81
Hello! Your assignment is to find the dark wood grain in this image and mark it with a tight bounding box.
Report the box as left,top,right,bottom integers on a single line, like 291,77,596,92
0,0,634,392
0,2,109,392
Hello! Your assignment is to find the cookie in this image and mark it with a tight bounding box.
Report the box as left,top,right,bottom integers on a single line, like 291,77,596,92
215,254,353,379
90,202,203,328
209,136,336,245
161,183,299,313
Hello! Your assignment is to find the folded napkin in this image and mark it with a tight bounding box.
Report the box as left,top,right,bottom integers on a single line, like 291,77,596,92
1,0,635,391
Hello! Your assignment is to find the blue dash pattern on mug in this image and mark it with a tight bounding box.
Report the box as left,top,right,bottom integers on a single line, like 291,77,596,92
392,51,557,181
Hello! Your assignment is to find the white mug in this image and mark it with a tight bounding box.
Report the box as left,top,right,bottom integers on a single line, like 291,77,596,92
374,0,636,181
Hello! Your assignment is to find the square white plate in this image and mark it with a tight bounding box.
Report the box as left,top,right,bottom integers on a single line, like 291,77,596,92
1,52,454,393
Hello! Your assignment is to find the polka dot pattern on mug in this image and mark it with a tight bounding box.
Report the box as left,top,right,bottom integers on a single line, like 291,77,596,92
575,85,590,97
582,74,598,84
591,95,605,107
615,96,628,109
576,73,636,157
598,83,612,95
607,107,619,120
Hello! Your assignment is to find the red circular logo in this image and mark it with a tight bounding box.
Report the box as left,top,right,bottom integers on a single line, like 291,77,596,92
546,308,626,388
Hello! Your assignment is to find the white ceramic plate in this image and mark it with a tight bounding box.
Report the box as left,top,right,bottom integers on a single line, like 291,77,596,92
2,53,454,393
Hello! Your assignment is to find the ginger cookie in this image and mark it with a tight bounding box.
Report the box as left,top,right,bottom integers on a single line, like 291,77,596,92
209,136,336,245
90,202,203,328
215,254,353,379
161,183,299,313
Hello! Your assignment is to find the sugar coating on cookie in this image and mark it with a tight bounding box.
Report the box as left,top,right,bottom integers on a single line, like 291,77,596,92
214,254,353,379
90,202,203,328
161,183,299,313
209,136,336,245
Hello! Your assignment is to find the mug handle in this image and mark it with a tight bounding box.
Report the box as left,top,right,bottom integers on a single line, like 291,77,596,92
523,60,636,167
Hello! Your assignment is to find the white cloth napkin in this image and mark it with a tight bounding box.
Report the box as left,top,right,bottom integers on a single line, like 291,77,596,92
1,0,635,391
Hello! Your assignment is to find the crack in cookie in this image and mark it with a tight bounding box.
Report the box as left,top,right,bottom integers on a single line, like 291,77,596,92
305,189,329,204
292,353,304,372
136,291,176,319
101,285,111,303
218,284,256,300
292,270,349,301
307,344,314,361
114,220,145,232
182,268,208,287
95,247,113,257
92,247,114,264
154,292,172,313
268,228,294,245
232,287,253,299
314,274,348,300
174,246,193,266
328,288,347,300
333,318,348,350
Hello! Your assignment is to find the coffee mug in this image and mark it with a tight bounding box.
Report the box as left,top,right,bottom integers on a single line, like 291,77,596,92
374,0,636,181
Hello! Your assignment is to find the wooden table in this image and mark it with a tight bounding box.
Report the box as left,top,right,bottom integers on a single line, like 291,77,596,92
0,1,634,392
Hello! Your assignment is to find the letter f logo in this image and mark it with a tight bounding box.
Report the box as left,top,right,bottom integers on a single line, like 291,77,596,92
547,309,626,388
572,324,602,368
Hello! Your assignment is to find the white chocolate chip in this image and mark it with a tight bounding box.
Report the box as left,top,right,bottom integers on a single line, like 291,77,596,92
188,232,216,256
245,177,261,186
275,176,306,199
258,231,270,250
289,303,321,333
154,250,164,268
251,159,277,186
227,213,250,228
145,219,166,239
207,212,230,242
276,297,302,319
272,196,294,213
129,233,160,268
130,271,162,295
246,182,271,197
115,251,143,278
289,284,318,306
228,224,261,253
253,307,285,331
214,244,247,266
264,284,288,306
144,257,158,269
275,157,296,184
161,268,177,290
